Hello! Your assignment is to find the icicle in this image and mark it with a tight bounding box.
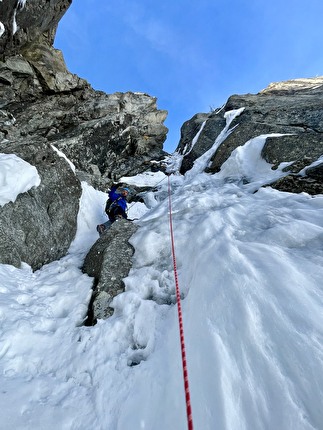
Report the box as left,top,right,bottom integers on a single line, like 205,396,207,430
0,22,5,38
12,9,17,35
12,0,27,35
17,0,27,10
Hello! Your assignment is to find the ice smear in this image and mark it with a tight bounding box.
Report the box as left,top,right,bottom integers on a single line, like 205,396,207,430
186,107,245,178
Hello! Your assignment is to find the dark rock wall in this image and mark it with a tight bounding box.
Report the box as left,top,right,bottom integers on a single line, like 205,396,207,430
178,112,225,174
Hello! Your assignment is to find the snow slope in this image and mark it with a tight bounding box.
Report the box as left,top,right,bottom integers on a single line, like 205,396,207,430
0,128,322,429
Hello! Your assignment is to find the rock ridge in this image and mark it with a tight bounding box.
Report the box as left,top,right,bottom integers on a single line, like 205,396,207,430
82,219,138,322
177,76,323,195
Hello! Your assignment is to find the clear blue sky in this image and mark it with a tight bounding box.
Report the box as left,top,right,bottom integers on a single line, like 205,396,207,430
55,0,323,152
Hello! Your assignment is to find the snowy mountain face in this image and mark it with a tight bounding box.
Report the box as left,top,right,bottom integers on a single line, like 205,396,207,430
1,124,323,429
0,4,323,430
178,77,323,196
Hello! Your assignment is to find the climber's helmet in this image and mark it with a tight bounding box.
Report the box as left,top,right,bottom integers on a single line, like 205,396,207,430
121,187,130,196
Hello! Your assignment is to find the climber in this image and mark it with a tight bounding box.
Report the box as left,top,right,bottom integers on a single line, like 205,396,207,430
96,184,130,235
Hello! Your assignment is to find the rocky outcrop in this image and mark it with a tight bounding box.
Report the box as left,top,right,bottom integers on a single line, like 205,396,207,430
0,1,168,184
0,0,72,58
178,112,225,173
0,46,168,186
82,219,138,322
177,77,323,195
0,139,81,269
0,0,167,269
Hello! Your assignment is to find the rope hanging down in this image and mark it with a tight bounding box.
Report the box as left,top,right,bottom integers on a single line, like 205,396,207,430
167,175,194,430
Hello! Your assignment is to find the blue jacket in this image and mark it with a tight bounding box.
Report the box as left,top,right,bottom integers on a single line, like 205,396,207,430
107,185,128,221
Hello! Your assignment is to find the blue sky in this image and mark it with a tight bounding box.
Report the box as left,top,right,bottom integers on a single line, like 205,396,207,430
55,0,323,152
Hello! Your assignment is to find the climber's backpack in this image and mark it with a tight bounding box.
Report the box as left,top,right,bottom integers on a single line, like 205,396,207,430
104,198,113,215
105,196,122,217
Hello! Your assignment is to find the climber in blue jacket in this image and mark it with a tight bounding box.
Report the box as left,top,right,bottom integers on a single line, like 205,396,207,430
96,184,129,235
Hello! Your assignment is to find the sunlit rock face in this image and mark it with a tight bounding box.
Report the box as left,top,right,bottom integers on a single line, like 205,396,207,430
0,0,167,269
0,0,168,184
177,77,323,195
0,0,72,57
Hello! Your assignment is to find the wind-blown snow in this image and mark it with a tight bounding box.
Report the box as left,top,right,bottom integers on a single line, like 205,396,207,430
0,135,322,430
217,133,294,191
120,170,167,187
0,153,40,206
298,155,323,176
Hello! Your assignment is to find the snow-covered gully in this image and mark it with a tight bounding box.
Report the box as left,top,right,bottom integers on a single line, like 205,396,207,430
0,135,322,429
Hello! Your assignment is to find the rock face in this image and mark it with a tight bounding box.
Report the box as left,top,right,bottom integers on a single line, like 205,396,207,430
0,0,167,269
177,77,323,195
82,219,138,322
0,140,81,269
0,47,168,186
0,0,72,58
178,112,226,173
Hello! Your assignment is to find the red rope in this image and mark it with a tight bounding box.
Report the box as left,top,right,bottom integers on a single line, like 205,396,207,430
167,175,194,430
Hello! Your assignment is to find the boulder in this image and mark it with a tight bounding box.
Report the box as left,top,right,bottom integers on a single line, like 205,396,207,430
0,140,81,269
82,219,138,321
